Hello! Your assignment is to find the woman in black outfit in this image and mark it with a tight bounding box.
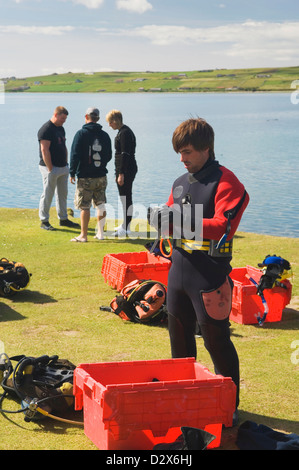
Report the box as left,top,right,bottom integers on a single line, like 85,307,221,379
106,110,137,236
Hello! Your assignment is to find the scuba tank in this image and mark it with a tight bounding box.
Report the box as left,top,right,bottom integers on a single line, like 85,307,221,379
250,255,292,325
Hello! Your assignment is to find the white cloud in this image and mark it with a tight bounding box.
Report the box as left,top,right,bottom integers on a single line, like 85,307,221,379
2,19,299,77
116,0,153,14
0,25,74,35
11,0,43,3
123,20,299,47
66,0,104,8
117,20,299,67
3,20,298,55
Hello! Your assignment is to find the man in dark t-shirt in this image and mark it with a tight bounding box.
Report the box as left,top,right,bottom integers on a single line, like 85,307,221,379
38,106,79,230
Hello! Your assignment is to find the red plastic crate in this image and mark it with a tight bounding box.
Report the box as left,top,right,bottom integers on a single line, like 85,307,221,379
230,265,292,325
73,358,236,450
101,251,171,291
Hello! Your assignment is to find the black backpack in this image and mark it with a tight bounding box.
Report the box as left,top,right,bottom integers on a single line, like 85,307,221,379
0,354,75,422
101,279,168,326
0,258,31,296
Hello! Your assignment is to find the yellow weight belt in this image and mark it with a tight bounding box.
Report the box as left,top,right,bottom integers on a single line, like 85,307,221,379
179,238,233,254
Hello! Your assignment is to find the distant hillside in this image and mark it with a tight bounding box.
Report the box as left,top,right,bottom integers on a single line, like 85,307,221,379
2,66,299,93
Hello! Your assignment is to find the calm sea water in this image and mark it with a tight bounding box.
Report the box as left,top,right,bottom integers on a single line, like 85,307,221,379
0,92,298,238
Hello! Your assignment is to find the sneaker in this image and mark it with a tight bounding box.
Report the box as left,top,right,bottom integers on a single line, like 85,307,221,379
40,221,55,231
59,219,80,228
232,408,239,427
113,226,127,237
94,234,104,240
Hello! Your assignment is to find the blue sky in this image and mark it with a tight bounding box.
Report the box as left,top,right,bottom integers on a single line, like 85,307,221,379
1,0,299,77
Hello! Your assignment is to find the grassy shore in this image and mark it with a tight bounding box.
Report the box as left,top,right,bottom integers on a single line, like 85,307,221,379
3,66,299,94
0,207,298,450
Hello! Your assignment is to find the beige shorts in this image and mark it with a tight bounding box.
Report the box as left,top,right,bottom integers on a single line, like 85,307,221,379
74,177,107,210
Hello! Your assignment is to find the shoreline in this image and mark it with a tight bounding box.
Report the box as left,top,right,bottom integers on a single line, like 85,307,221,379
5,89,293,95
3,65,298,94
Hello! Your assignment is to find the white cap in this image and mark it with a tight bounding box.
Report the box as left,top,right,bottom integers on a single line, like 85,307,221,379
86,107,100,117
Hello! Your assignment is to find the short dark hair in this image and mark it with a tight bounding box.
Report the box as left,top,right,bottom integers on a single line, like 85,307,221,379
172,118,215,159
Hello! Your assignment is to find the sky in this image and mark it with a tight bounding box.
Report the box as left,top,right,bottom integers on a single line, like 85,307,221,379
0,0,299,78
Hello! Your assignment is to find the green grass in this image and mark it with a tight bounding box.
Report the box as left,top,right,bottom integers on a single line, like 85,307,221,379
0,207,298,450
4,66,299,93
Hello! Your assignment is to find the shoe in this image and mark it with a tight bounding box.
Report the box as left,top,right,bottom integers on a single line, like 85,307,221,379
59,219,80,228
94,234,104,240
40,221,55,231
71,237,87,243
232,408,239,427
113,226,127,237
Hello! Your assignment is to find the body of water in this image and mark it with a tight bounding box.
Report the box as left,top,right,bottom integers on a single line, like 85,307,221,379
0,92,298,238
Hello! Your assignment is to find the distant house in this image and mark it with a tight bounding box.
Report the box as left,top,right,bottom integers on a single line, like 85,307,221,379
133,78,146,82
11,85,30,92
34,81,42,85
75,79,83,83
149,88,162,92
115,79,124,83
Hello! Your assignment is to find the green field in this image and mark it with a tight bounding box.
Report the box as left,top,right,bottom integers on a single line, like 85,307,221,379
0,207,298,450
3,66,299,93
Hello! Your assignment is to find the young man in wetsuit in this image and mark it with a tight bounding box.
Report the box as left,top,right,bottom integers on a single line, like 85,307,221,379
149,118,249,424
106,110,137,236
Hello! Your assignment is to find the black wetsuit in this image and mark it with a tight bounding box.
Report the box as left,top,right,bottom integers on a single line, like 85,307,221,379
114,124,137,230
166,159,249,406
